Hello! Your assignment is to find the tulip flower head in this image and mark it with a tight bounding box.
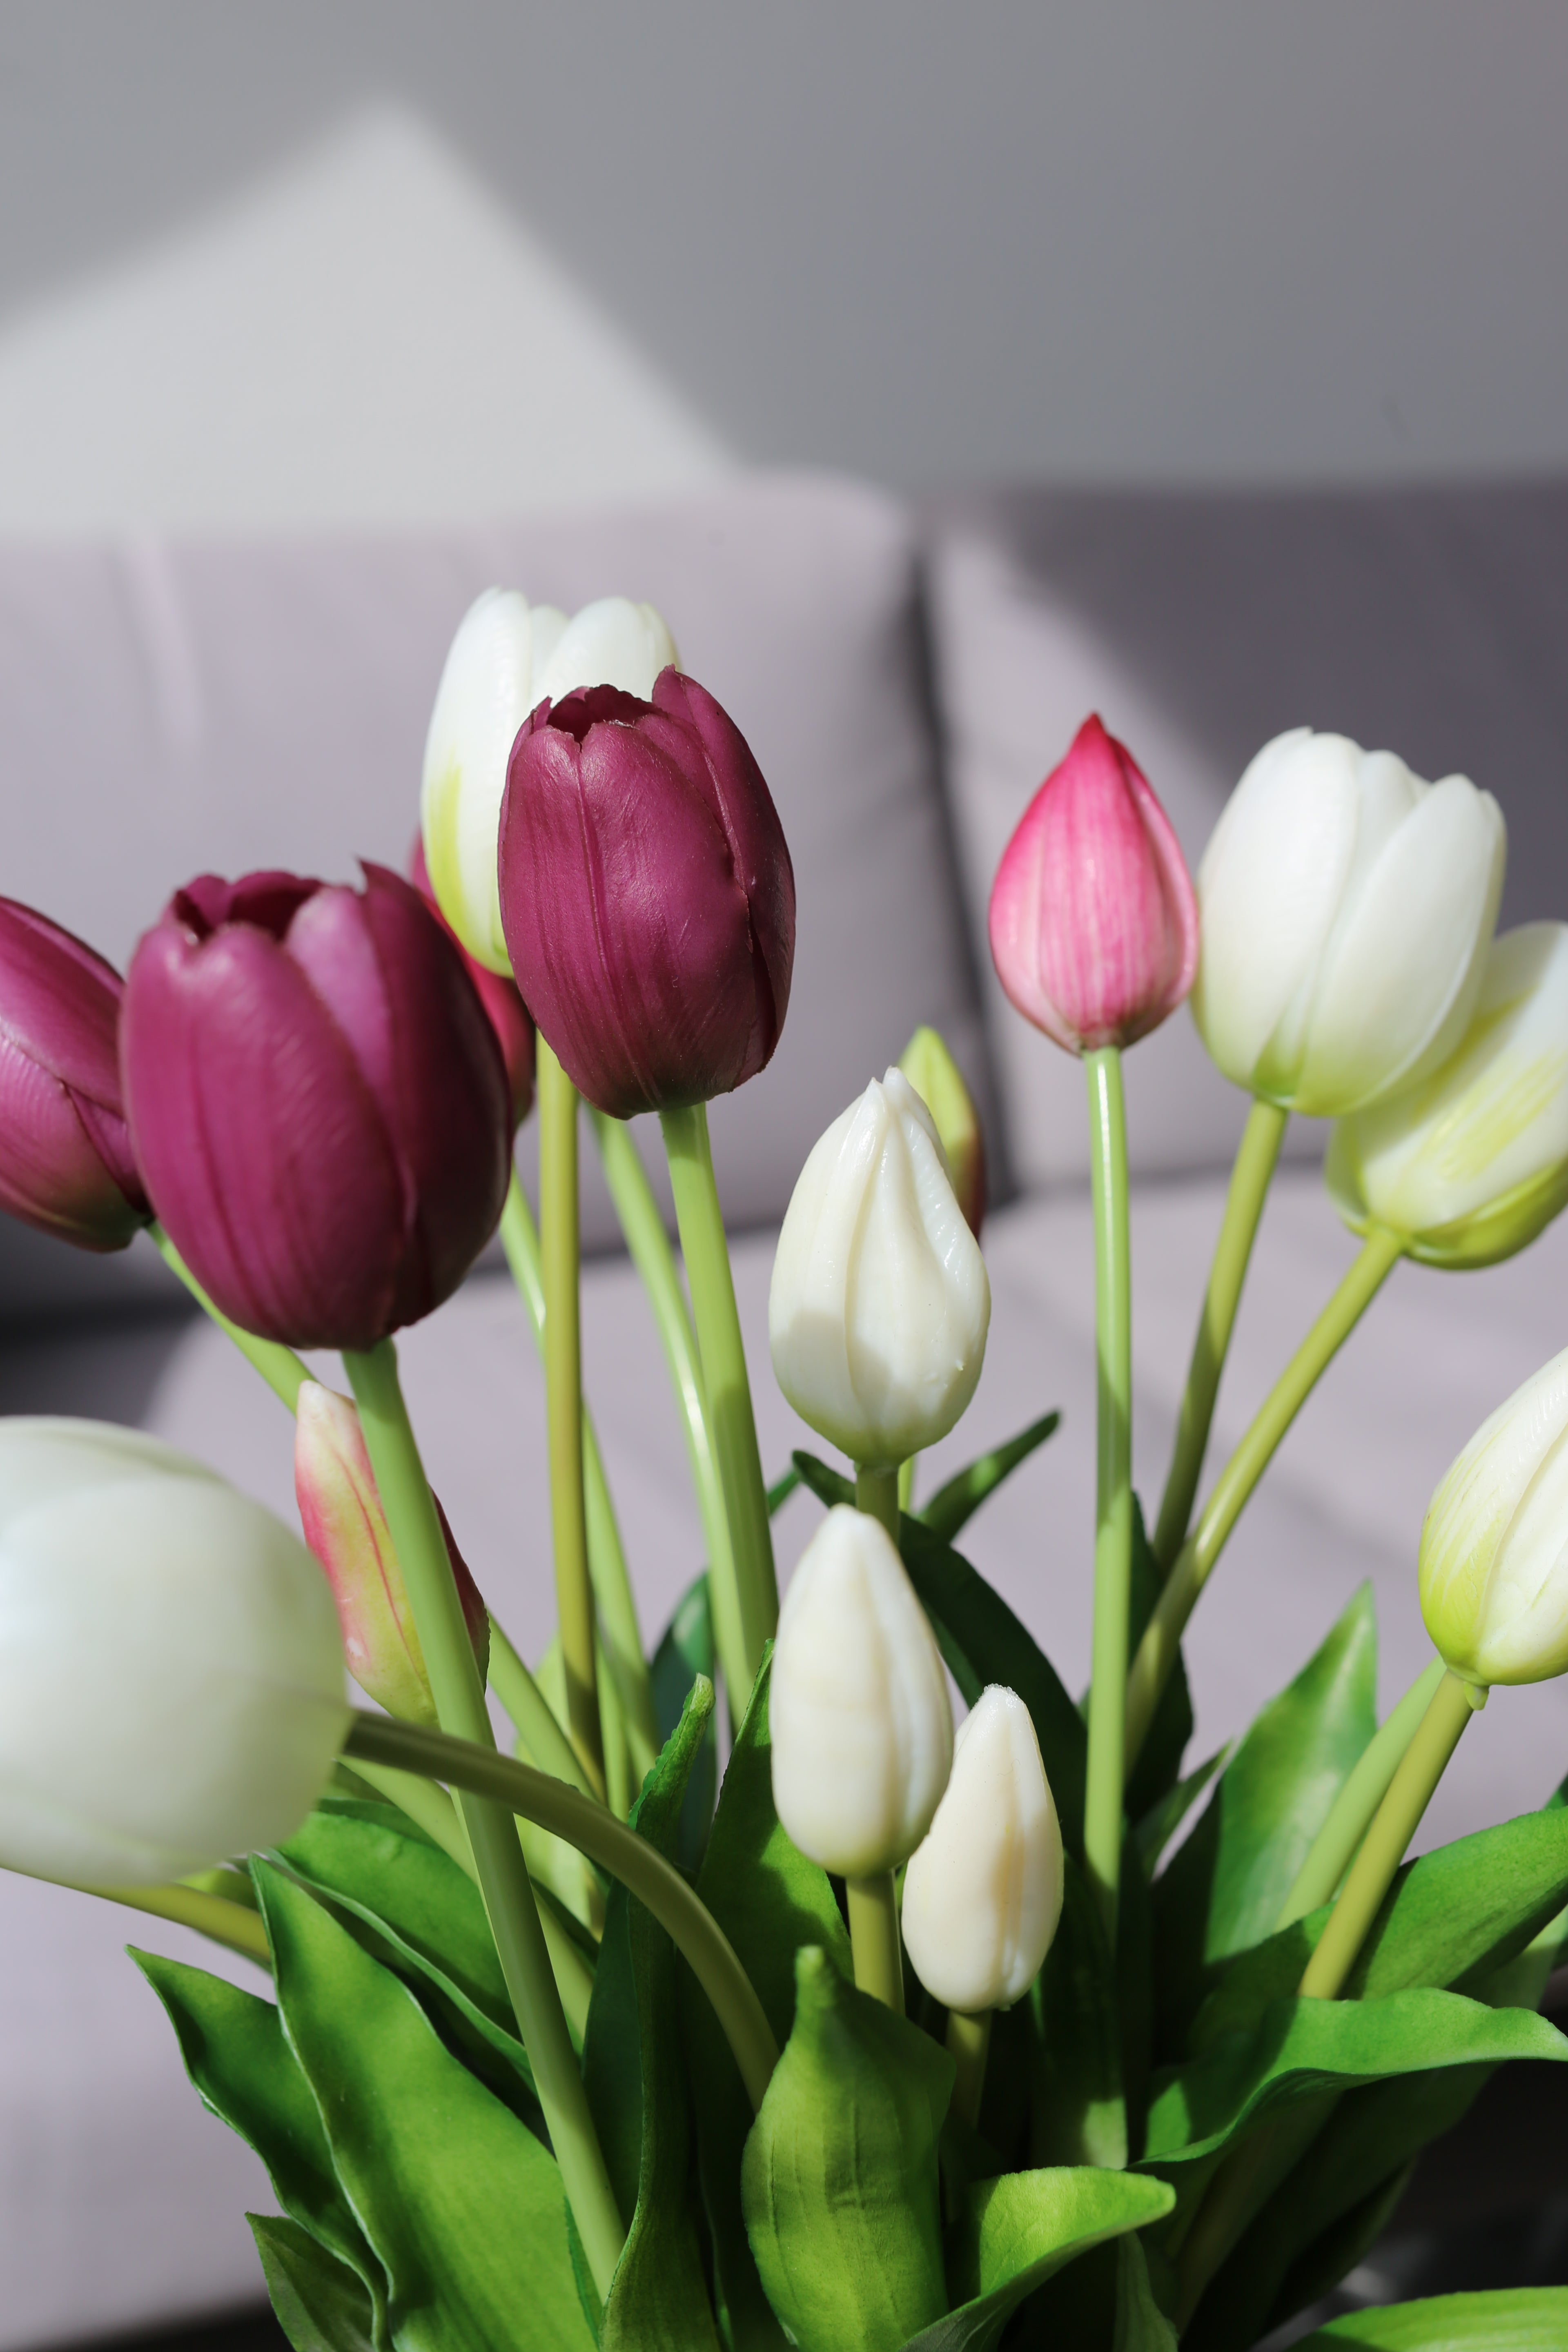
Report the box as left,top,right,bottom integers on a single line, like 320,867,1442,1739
770,1068,990,1467
499,670,795,1118
898,1023,986,1236
988,714,1198,1056
1419,1346,1568,1686
294,1381,488,1723
1192,728,1506,1116
0,1418,347,1886
901,1685,1063,2013
421,588,678,975
122,865,511,1351
408,836,534,1125
0,899,149,1250
1327,924,1568,1268
770,1505,953,1878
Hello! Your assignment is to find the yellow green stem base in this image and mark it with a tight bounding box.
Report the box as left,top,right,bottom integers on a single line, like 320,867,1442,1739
846,1872,905,2012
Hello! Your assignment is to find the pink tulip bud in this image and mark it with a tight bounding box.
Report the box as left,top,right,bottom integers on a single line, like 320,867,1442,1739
294,1381,488,1723
408,835,535,1127
0,899,150,1250
987,714,1199,1055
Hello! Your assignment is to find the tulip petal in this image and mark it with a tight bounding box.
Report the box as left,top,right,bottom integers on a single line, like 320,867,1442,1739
533,596,678,705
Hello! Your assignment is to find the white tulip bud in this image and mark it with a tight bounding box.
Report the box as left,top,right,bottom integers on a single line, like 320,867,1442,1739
1327,924,1568,1267
0,1419,348,1886
768,1068,991,1466
901,1685,1063,2012
1192,728,1505,1116
771,1505,953,1878
421,588,678,975
1420,1346,1568,1687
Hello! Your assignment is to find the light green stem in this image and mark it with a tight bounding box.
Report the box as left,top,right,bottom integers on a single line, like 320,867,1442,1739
487,1615,596,1798
897,1457,915,1513
1125,1226,1404,1773
498,1172,657,1782
150,1224,308,1411
1276,1657,1448,1928
1152,1099,1289,1571
597,1629,632,1819
345,1705,779,2110
947,2008,992,2131
537,1045,604,1794
855,1463,901,1541
343,1340,623,2299
659,1102,777,1704
1084,1047,1132,1951
846,1873,904,2011
1298,1668,1483,2002
88,1878,271,1964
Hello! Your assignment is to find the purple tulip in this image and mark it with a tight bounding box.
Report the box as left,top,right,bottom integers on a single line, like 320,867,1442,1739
408,835,535,1127
0,898,149,1250
498,669,795,1119
122,865,511,1350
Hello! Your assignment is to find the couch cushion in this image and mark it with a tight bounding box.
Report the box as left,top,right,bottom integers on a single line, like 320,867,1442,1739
926,482,1568,1188
0,470,991,1325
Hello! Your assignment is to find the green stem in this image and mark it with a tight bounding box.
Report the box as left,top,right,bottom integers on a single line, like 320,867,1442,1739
487,1615,596,1799
537,1045,604,1795
897,1457,915,1513
88,1878,272,1964
1176,2096,1334,2328
1298,1668,1483,2002
1083,1047,1132,1951
150,1224,308,1411
846,1872,904,2011
1276,1657,1448,1929
343,1341,623,2298
659,1102,777,1704
597,1628,632,1820
345,1706,779,2109
1125,1226,1404,1773
947,2008,992,2131
1152,1099,1288,1571
855,1463,901,1542
585,1113,743,1744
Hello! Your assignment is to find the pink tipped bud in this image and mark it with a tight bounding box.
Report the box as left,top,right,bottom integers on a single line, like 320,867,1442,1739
294,1381,488,1721
987,713,1199,1056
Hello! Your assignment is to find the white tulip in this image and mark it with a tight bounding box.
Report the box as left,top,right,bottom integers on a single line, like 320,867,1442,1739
770,1505,953,1878
1419,1346,1568,1686
769,1068,991,1466
0,1420,348,1887
1327,924,1568,1267
1191,728,1505,1116
420,588,678,974
901,1685,1063,2012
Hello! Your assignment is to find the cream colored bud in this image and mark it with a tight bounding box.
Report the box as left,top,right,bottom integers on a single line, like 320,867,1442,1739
770,1505,953,1878
901,1685,1063,2012
1420,1346,1568,1687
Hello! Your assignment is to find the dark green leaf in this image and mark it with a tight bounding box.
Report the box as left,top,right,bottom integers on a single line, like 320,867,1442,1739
1136,1747,1229,1878
1124,1498,1194,1823
766,1466,801,1515
1028,1854,1126,2168
250,2215,378,2352
650,1573,718,1876
134,1951,388,2345
1143,1986,1568,2169
680,1651,851,2350
1294,2287,1568,2348
742,1947,952,2352
1112,2231,1179,2352
253,1862,593,2352
900,2168,1174,2352
916,1411,1060,1541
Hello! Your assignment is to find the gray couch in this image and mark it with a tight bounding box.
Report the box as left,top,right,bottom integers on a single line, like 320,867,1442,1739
4,470,1568,2347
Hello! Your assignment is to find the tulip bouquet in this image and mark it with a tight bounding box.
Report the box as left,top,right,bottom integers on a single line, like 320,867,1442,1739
5,590,1568,2352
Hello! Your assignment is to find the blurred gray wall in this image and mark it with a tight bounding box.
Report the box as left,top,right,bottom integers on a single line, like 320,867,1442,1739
0,2,1565,528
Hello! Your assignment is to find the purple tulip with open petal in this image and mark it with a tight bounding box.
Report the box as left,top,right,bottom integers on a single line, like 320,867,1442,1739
0,898,149,1250
497,669,795,1119
121,865,510,1350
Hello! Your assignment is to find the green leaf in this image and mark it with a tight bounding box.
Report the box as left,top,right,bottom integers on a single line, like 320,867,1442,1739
589,1679,724,2352
742,1947,953,2352
1112,2231,1179,2352
1027,1855,1127,2167
916,1410,1061,1541
680,1651,851,2350
1143,1985,1568,2169
250,2214,379,2352
792,1449,1089,1860
900,2168,1175,2352
650,1572,718,1876
1123,1497,1194,1823
1294,2287,1568,2348
253,1861,593,2352
133,1951,388,2346
1136,1747,1229,1878
766,1466,802,1515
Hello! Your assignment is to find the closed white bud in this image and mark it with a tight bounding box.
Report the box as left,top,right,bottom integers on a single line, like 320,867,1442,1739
901,1685,1063,2012
421,588,678,975
768,1068,991,1466
0,1420,348,1886
1192,728,1505,1116
771,1505,953,1878
1420,1346,1568,1687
